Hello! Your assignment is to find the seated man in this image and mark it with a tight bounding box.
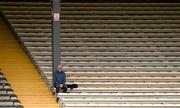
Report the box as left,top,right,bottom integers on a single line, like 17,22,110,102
54,65,67,93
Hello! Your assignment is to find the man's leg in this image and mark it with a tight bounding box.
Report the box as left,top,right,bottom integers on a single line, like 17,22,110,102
55,84,60,93
63,85,67,93
55,84,60,102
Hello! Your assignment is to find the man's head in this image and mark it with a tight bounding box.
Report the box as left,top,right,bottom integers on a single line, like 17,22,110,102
58,65,63,72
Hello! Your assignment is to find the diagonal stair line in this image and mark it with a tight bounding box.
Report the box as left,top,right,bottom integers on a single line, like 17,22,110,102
0,16,60,108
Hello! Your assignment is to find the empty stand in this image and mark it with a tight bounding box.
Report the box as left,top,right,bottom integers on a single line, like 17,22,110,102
0,14,60,108
0,1,180,108
0,70,23,108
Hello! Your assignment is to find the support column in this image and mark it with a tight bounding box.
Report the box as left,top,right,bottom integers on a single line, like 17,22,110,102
52,0,61,89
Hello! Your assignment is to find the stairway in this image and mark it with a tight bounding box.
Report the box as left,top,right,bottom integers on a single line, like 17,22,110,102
0,16,59,108
0,1,180,108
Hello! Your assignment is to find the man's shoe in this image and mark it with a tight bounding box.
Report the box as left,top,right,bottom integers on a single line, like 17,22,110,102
56,98,59,103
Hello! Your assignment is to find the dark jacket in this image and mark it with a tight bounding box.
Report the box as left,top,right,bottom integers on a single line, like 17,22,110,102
54,70,66,85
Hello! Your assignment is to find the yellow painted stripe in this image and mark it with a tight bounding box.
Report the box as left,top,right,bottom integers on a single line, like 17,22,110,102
0,16,60,108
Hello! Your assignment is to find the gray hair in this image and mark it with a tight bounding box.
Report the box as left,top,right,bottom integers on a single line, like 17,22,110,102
57,65,63,69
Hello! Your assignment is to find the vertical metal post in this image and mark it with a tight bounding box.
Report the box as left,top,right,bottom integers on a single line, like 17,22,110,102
52,0,61,89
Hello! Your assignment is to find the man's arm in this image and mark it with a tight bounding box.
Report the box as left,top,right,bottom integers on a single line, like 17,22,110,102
54,72,58,85
63,73,66,85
